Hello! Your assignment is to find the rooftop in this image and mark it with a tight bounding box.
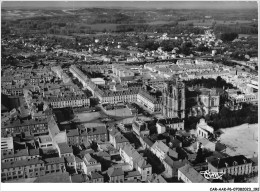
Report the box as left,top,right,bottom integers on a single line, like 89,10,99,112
58,143,73,154
210,155,252,169
44,157,65,165
91,172,104,180
2,159,44,169
179,164,209,183
34,172,71,183
107,167,124,177
125,170,141,178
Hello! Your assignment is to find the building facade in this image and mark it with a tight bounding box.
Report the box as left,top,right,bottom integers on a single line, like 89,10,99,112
162,79,185,119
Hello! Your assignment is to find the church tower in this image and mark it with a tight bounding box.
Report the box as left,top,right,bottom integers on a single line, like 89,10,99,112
162,78,185,119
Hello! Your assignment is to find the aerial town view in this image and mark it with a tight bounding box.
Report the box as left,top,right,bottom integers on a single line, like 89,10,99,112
1,0,258,188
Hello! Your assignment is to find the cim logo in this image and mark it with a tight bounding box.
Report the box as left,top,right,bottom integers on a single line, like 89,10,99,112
200,170,225,180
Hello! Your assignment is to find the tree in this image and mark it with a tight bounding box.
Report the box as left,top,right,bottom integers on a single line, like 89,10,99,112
195,146,203,163
220,32,239,42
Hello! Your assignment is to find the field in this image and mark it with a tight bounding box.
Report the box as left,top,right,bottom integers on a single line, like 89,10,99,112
104,107,132,117
219,123,258,158
75,111,101,122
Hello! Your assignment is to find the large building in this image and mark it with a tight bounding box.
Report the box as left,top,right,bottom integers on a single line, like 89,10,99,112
199,88,220,115
196,118,214,139
46,95,90,108
162,78,185,119
208,155,253,177
120,144,152,181
137,90,161,112
1,119,49,137
1,137,14,153
69,65,88,87
1,159,45,182
178,164,209,183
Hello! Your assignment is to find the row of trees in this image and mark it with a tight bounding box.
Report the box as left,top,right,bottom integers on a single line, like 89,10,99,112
214,24,258,34
206,103,258,129
185,103,258,131
184,76,236,90
218,32,239,42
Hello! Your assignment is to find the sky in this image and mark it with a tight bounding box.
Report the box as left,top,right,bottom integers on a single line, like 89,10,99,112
1,1,258,9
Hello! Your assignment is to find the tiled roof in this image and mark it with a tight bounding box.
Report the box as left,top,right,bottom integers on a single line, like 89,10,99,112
13,149,29,158
84,153,97,163
86,126,107,136
142,136,154,147
138,89,158,104
34,172,71,183
158,118,183,125
71,174,85,183
46,95,89,102
65,156,75,163
58,143,73,154
122,144,151,169
151,174,167,183
125,170,141,178
164,156,187,169
2,159,44,169
107,167,124,177
2,119,48,129
115,134,129,143
178,164,209,183
75,156,83,163
210,155,252,169
29,148,40,156
96,151,110,158
67,128,79,137
44,157,65,165
91,172,103,179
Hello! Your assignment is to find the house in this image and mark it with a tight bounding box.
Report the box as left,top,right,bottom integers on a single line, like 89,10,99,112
57,143,73,157
132,117,150,137
34,172,71,183
13,149,29,162
44,157,66,175
79,126,108,143
95,151,111,161
71,173,88,183
65,155,77,173
1,159,45,182
250,157,258,174
137,90,161,112
75,156,87,174
90,172,104,183
1,119,49,137
109,127,130,150
178,164,209,183
151,140,178,162
157,118,184,130
107,167,124,183
169,138,182,148
208,155,253,176
48,116,67,144
149,174,167,183
38,135,54,149
67,128,79,146
196,118,214,139
28,148,40,160
197,137,216,152
124,170,141,182
140,136,154,150
120,144,152,181
156,123,166,134
83,153,101,174
163,156,188,178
